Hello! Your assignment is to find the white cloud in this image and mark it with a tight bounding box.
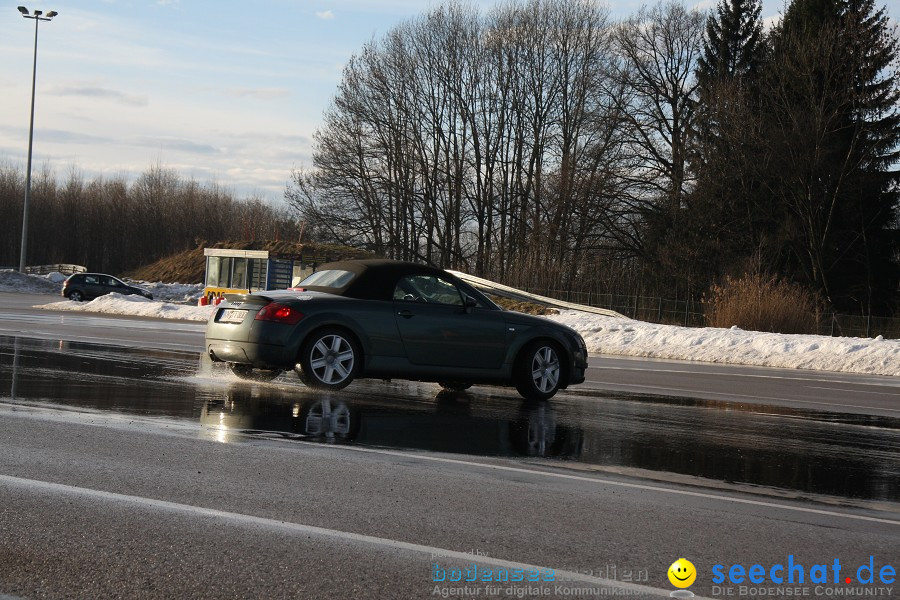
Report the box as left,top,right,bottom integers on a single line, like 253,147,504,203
316,10,335,20
46,83,149,107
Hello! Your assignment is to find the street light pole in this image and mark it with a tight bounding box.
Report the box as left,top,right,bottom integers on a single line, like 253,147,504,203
17,6,58,273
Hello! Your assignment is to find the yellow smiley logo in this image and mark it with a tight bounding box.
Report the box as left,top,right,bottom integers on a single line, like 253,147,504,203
668,558,697,588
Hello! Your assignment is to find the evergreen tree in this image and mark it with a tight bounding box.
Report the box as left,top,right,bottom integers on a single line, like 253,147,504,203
761,0,900,313
778,0,841,35
696,0,764,83
687,0,768,283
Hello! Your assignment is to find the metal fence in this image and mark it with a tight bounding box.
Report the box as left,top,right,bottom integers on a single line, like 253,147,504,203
521,289,706,327
822,313,900,339
523,288,900,340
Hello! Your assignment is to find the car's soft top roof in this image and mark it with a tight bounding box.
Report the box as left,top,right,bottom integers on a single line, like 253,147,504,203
319,259,444,272
309,259,451,300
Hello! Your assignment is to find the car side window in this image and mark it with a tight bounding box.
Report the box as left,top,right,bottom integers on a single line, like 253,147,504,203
393,275,464,306
84,275,99,285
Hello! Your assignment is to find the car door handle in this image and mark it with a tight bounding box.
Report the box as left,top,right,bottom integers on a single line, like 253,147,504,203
397,310,414,318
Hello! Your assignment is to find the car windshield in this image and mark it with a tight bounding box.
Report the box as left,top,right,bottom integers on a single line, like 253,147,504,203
296,269,356,289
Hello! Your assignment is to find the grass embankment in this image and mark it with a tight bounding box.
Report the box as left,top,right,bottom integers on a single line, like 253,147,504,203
125,241,372,283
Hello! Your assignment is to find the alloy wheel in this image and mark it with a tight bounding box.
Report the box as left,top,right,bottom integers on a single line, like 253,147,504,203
309,334,355,385
530,346,560,394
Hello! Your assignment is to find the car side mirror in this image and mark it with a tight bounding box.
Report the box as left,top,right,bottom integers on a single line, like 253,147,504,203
463,295,478,313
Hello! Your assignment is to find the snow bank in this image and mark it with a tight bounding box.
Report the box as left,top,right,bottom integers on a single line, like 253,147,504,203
37,293,214,321
0,269,63,294
548,310,900,377
131,281,204,303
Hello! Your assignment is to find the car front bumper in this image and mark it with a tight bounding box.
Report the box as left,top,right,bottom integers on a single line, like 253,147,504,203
566,333,589,386
569,364,586,385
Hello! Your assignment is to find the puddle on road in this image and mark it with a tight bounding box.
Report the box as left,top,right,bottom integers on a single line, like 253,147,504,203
1,335,899,503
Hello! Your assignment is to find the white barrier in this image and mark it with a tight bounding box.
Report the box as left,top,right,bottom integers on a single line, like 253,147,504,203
25,264,87,276
447,270,627,318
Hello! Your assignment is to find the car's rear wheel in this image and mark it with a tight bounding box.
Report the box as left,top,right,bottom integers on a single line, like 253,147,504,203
229,363,283,381
297,328,360,390
514,340,563,401
438,381,472,391
69,290,84,302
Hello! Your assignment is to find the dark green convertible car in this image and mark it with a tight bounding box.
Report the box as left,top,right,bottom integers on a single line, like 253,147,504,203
205,260,588,400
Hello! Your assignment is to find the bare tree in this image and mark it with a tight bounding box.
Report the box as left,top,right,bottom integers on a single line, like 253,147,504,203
613,2,705,229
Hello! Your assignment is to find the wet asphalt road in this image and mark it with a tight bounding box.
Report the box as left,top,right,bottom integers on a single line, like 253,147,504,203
0,292,898,599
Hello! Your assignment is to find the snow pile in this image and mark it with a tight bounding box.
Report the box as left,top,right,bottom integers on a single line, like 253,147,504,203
0,269,63,294
38,293,215,321
131,281,204,303
548,310,900,377
45,271,68,284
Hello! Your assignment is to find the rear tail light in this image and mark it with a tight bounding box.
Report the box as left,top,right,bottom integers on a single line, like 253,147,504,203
255,302,304,325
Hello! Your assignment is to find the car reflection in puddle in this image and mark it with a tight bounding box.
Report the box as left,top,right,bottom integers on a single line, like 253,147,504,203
201,387,582,459
198,382,900,506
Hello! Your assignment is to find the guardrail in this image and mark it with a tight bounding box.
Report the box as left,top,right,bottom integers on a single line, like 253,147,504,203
448,270,627,318
24,264,87,276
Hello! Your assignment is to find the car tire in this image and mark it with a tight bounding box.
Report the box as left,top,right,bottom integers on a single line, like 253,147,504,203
514,340,564,401
229,363,283,381
438,381,472,391
296,327,360,390
69,290,84,302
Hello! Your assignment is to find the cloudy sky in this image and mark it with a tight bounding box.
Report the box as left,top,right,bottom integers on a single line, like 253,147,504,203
1,0,785,204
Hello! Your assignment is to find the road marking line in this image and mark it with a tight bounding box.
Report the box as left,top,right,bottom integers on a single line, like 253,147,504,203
286,442,900,526
0,330,200,352
588,364,900,386
806,386,900,397
580,382,900,415
0,473,690,599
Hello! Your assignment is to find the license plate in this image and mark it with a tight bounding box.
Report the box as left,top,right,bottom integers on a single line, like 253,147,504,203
219,309,248,323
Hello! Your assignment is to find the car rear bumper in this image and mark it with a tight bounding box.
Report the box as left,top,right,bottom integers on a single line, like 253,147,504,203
205,303,302,369
206,340,295,369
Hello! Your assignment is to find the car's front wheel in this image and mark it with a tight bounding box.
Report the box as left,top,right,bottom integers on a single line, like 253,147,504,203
68,290,84,302
229,363,283,381
514,340,563,401
297,328,360,390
